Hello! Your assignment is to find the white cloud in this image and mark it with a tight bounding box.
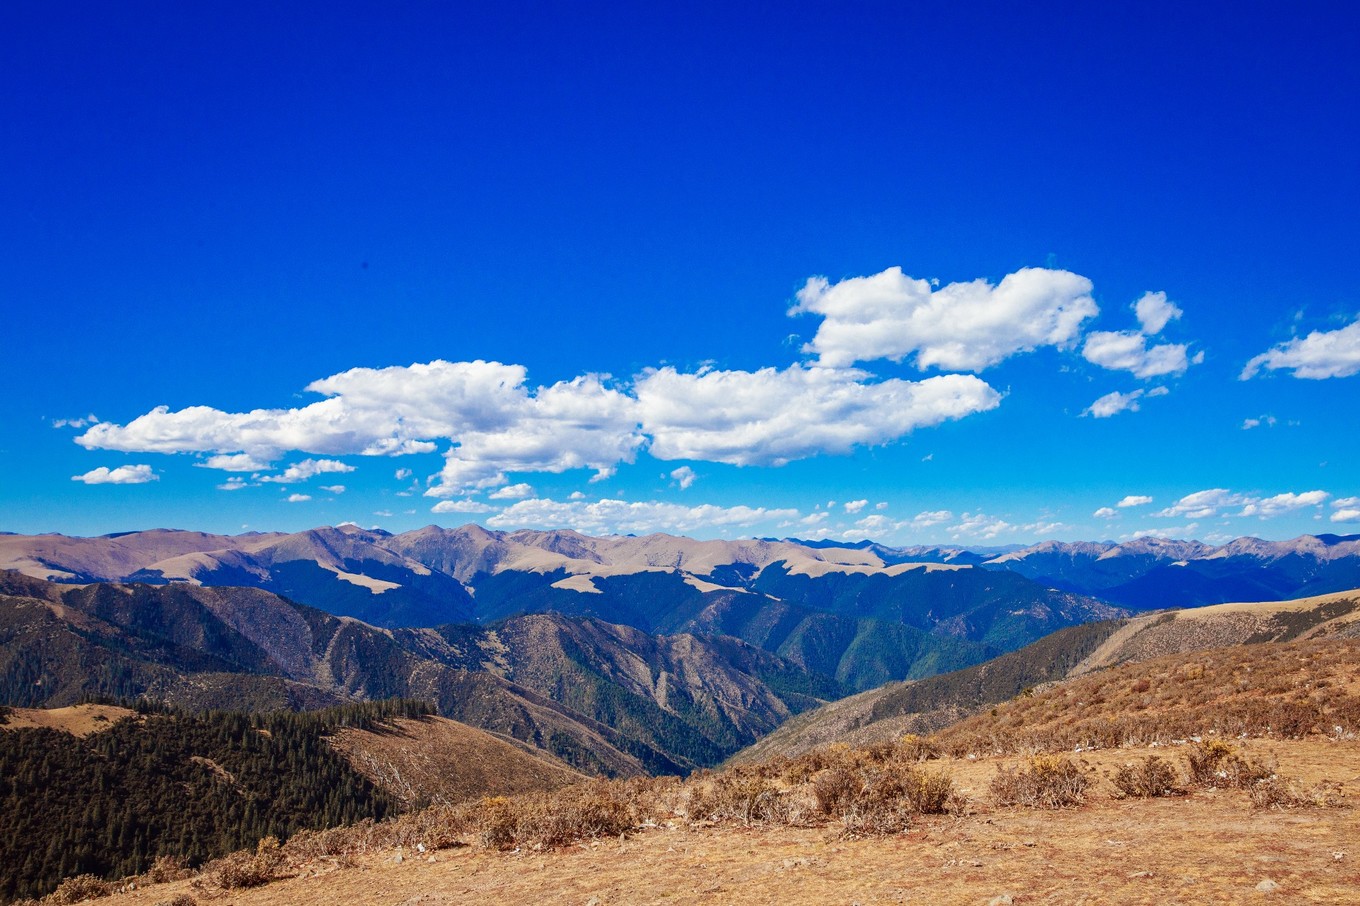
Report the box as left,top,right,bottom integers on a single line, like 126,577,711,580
395,468,413,480
259,458,355,483
217,477,253,491
286,493,311,503
72,464,158,485
1117,495,1153,508
948,512,1015,540
1332,508,1360,523
1155,489,1244,519
1093,507,1118,519
911,510,954,528
1082,331,1193,378
844,514,896,537
1157,488,1329,520
636,364,1000,466
319,484,346,494
569,491,587,500
1133,291,1182,335
1241,318,1360,380
486,497,798,536
791,266,1097,371
200,453,272,472
1083,389,1145,418
1237,490,1328,518
53,414,99,429
669,466,697,490
844,499,868,514
1334,497,1360,508
875,501,888,511
431,499,494,514
1241,415,1277,430
489,482,536,500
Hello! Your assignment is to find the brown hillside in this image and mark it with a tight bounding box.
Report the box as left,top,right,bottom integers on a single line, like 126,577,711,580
326,715,584,807
0,703,137,736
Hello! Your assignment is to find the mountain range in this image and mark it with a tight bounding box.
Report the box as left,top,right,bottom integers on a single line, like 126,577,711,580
0,525,1126,692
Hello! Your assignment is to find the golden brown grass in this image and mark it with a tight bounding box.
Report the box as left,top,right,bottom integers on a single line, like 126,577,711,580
0,704,137,737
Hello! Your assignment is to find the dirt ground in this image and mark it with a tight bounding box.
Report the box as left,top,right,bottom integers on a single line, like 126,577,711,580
100,738,1360,906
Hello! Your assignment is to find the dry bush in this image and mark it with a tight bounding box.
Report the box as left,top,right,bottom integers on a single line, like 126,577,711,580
41,875,111,904
470,780,639,851
1248,777,1348,810
1111,755,1182,799
201,836,285,890
989,756,1089,809
895,733,940,763
811,760,957,836
1183,740,1273,790
141,855,193,884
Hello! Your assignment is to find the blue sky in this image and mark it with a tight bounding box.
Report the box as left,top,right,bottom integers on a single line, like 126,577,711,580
3,2,1358,545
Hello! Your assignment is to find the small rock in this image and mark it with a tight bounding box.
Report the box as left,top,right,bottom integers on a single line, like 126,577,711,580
1256,879,1279,892
586,898,602,906
417,843,427,853
427,854,437,863
393,852,404,864
989,897,1014,906
1128,870,1153,878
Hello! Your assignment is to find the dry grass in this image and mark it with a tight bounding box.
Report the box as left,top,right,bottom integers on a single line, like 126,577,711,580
933,638,1360,759
0,704,138,737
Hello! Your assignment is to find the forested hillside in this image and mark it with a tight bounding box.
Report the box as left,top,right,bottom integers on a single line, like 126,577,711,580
0,699,427,903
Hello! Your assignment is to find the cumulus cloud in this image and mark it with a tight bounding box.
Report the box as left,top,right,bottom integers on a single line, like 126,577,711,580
485,497,798,536
911,510,954,528
258,458,355,483
395,468,413,480
1084,389,1146,418
319,484,346,494
844,499,868,514
669,466,697,490
636,364,1000,466
875,502,888,510
1093,507,1118,519
1237,490,1328,518
1333,508,1360,523
431,499,494,514
489,483,535,500
72,464,158,485
1118,495,1153,508
1082,331,1196,379
200,453,272,472
1241,318,1360,380
1334,497,1360,508
1155,489,1245,519
1241,415,1277,430
1133,291,1182,335
1157,488,1330,520
791,266,1097,371
217,477,254,491
1083,289,1198,379
947,512,1015,540
286,493,311,503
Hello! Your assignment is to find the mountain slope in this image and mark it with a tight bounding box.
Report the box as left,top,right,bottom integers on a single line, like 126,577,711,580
733,587,1360,761
0,572,833,775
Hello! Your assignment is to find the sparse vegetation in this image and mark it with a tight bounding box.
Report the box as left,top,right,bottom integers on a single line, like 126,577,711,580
989,755,1090,808
1111,755,1182,799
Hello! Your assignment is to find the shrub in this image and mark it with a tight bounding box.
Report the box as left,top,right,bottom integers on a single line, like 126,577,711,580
1249,777,1347,810
142,855,193,884
42,875,111,904
989,756,1089,809
1112,755,1182,799
895,734,940,763
1183,740,1272,789
204,836,285,890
